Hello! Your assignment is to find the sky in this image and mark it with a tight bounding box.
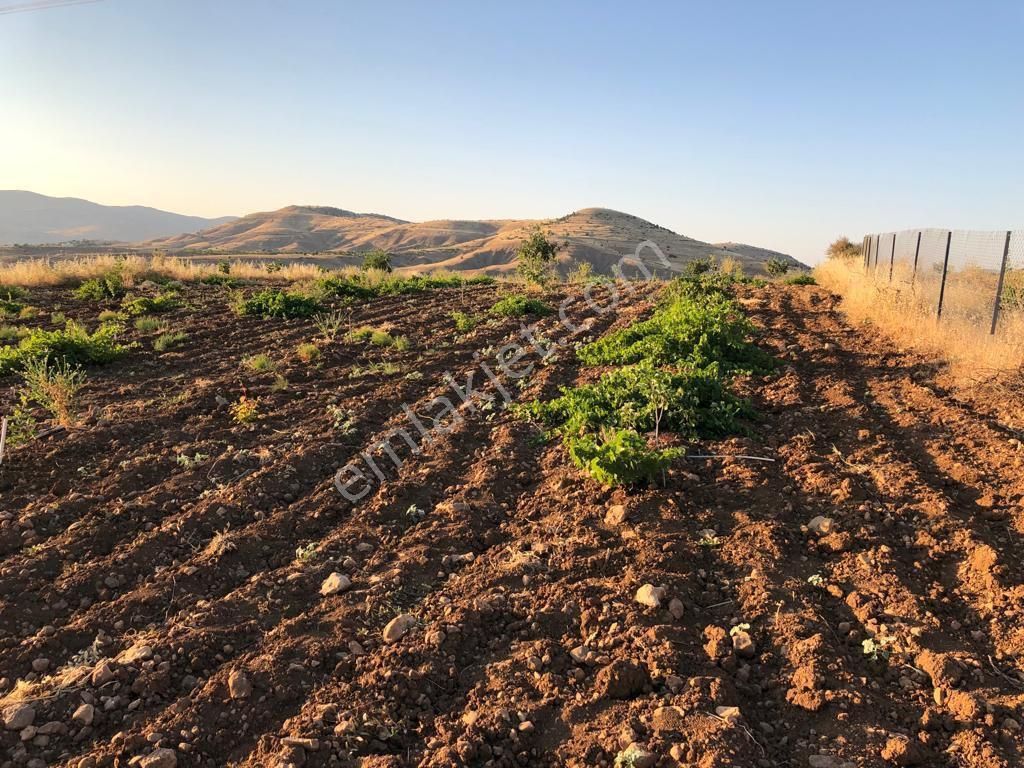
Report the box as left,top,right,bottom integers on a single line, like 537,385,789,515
1,0,1022,263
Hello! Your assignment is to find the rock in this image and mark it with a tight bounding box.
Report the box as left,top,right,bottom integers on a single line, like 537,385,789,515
617,744,657,768
139,748,178,768
594,660,649,699
668,598,685,620
807,516,834,535
715,705,741,723
569,645,590,664
382,613,416,643
282,737,319,750
604,504,629,525
731,630,756,659
31,658,50,673
121,643,153,664
228,670,252,700
91,661,115,686
635,583,666,608
3,703,35,730
72,703,95,726
319,572,351,596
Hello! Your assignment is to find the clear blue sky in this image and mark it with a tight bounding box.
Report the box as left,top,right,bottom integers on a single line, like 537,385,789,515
2,0,1021,262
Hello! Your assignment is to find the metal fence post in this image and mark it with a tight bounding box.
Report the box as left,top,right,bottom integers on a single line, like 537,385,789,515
888,233,896,282
989,230,1012,335
911,231,922,286
936,230,952,319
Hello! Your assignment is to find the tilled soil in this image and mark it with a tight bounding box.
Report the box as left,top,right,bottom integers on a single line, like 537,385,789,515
1,283,1022,768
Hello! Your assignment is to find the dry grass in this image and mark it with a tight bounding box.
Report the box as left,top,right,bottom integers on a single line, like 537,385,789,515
0,254,322,288
0,665,91,708
815,257,1024,383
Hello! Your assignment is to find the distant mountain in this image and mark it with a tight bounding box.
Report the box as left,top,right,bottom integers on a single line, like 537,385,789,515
147,205,804,275
0,191,235,245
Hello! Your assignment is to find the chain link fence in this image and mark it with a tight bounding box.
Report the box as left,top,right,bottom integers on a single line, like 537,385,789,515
862,228,1023,334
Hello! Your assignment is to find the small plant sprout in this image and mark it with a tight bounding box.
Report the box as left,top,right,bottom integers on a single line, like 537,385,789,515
313,310,346,341
807,573,825,586
326,404,355,434
295,542,319,562
405,503,425,520
698,529,721,547
244,353,276,372
862,635,894,662
230,396,259,424
175,452,210,469
297,342,321,363
20,356,87,427
729,623,751,637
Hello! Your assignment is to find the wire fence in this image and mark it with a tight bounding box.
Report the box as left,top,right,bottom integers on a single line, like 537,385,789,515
861,228,1024,334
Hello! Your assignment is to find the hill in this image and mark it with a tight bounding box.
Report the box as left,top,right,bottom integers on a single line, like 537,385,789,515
147,205,805,275
0,190,236,245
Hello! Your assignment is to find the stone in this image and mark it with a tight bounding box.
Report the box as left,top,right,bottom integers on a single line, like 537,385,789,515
72,703,95,726
319,572,351,596
228,670,252,700
635,583,666,608
808,756,837,768
618,744,657,768
3,703,35,730
715,705,741,723
92,661,115,686
668,598,685,620
139,748,178,768
31,658,50,673
604,504,629,525
731,630,756,659
382,613,416,643
807,516,834,535
121,643,153,664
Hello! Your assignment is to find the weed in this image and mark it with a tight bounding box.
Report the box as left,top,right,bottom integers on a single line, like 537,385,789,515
230,396,259,423
244,353,276,372
312,310,346,341
0,320,130,376
175,452,210,469
20,356,87,426
327,404,356,433
451,311,479,333
785,273,817,286
153,331,187,352
120,291,179,316
295,542,319,562
566,428,681,486
270,374,289,391
0,325,24,344
233,289,322,319
73,271,125,301
18,306,39,319
98,310,120,322
134,316,163,332
50,311,66,325
296,342,321,363
489,294,553,318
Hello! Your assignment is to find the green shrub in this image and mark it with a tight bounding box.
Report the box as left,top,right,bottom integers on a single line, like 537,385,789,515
233,289,322,319
578,291,770,373
765,258,790,277
244,353,276,371
785,273,817,286
452,311,479,333
154,331,188,352
296,343,321,363
361,249,393,272
490,294,553,318
20,356,86,426
566,428,681,486
516,228,560,285
121,291,179,316
0,297,25,318
98,310,120,322
50,311,66,325
0,320,131,376
200,273,238,287
370,330,396,347
73,271,125,301
0,325,24,344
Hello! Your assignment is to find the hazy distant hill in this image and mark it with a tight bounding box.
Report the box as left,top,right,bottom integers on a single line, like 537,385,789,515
0,191,236,245
147,205,806,275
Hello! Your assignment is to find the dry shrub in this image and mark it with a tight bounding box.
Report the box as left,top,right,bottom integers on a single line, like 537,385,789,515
814,257,1024,384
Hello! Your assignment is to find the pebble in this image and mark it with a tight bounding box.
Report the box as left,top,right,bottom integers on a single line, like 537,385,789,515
731,630,756,659
3,703,36,730
635,583,666,608
72,703,95,726
668,598,685,620
92,661,115,686
382,613,416,643
319,572,351,596
604,504,629,525
228,670,252,700
139,748,178,768
808,516,834,535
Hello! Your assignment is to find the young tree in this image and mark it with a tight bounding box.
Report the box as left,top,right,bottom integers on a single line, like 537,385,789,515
516,228,560,285
826,237,862,260
765,258,790,277
361,249,392,272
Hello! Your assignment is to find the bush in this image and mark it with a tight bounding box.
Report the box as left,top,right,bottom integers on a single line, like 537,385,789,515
516,228,560,285
452,311,479,333
73,271,125,301
20,356,86,426
490,294,553,318
361,249,393,272
826,236,862,260
765,258,790,277
0,320,131,376
785,273,817,286
121,291,179,316
566,428,681,486
154,331,187,351
233,289,322,319
0,296,25,318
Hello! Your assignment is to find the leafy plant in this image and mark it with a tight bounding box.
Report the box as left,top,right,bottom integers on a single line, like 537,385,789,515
20,356,87,426
765,258,790,277
233,289,322,319
73,271,125,301
134,316,163,332
516,227,560,285
489,294,553,318
0,320,131,376
121,291,179,316
230,396,259,423
451,311,479,333
244,353,276,372
313,310,346,341
566,428,681,486
785,273,817,286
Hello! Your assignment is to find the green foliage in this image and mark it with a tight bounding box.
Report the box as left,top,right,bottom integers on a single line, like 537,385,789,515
361,249,393,272
134,316,163,332
489,294,553,318
233,289,322,319
50,312,66,326
0,320,130,376
231,396,259,423
765,258,790,277
153,331,188,351
451,310,480,333
73,271,125,301
0,296,25,318
120,291,179,316
785,273,817,286
200,273,238,287
579,290,770,373
296,342,321,362
313,310,346,341
217,260,231,274
346,325,407,349
683,256,716,277
244,353,276,371
516,228,560,285
0,325,25,344
566,428,681,487
314,272,493,302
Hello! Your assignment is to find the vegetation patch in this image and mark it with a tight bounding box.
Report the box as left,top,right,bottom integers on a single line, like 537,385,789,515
73,271,126,301
153,331,188,352
233,289,322,319
120,291,180,316
0,320,131,376
489,294,553,318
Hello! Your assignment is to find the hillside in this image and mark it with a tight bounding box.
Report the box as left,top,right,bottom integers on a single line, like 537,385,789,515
146,205,805,275
0,190,235,245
